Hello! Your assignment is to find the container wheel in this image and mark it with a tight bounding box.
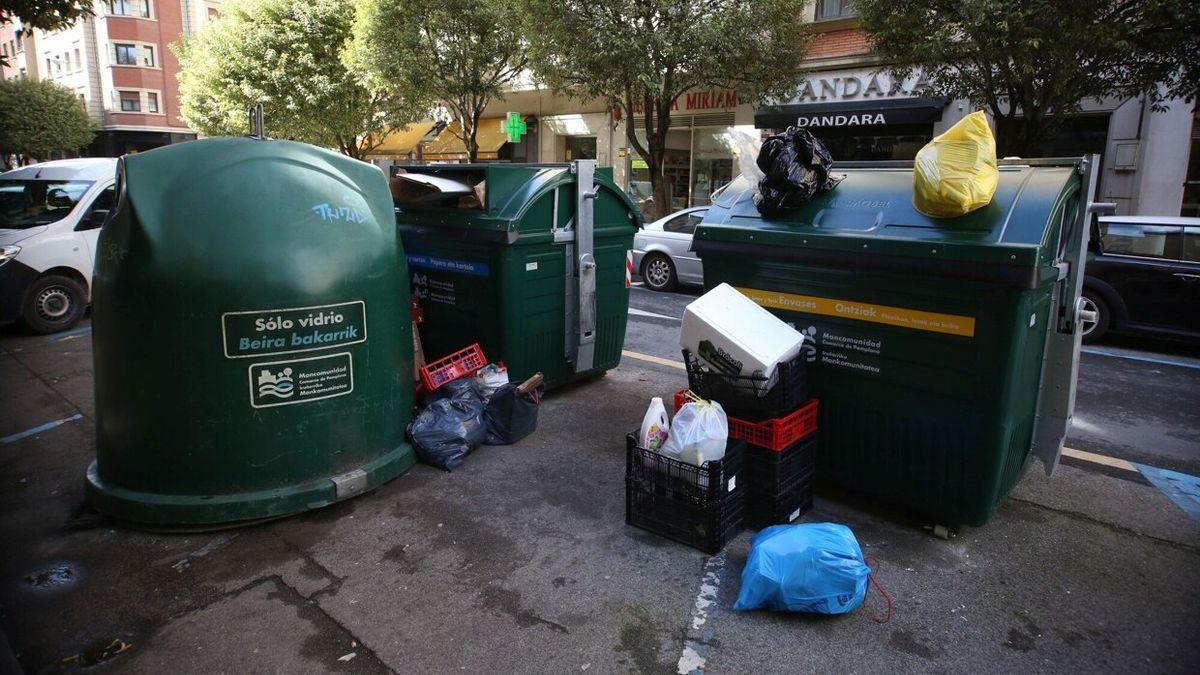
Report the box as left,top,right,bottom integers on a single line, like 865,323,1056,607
642,253,677,292
21,274,87,335
1079,289,1109,344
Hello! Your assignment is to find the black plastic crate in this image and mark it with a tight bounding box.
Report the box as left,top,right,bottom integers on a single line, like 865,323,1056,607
626,479,745,554
682,349,808,421
745,433,817,497
625,433,745,508
746,480,813,529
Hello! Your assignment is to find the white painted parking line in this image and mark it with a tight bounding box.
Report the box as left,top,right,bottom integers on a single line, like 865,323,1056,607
629,307,679,321
1080,346,1200,371
678,552,727,674
1,413,84,444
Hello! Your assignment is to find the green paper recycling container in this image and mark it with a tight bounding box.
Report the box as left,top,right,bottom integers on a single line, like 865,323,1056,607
86,137,416,527
693,156,1105,527
393,161,640,390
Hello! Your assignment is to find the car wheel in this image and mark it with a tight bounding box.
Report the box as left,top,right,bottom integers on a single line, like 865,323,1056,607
21,274,86,335
642,253,677,292
1079,289,1109,344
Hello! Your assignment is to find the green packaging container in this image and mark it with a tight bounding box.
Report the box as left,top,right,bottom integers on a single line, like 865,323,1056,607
87,138,415,526
395,162,640,390
693,157,1102,527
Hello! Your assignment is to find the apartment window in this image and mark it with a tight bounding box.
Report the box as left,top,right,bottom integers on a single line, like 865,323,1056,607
207,7,219,20
119,90,141,112
74,48,82,71
114,44,137,65
106,0,151,18
815,0,855,20
2,44,7,59
45,58,51,73
141,45,154,67
63,52,71,70
147,92,158,113
14,34,21,51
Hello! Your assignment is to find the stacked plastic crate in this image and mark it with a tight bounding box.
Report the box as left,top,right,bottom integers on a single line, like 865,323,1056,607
624,433,746,554
679,349,818,529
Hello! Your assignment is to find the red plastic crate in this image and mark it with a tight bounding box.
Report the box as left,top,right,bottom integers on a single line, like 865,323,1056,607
420,343,488,390
673,388,818,452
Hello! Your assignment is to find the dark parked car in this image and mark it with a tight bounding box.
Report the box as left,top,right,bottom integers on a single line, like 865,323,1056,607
1082,216,1200,343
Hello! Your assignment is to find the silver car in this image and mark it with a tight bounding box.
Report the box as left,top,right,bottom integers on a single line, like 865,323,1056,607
633,206,707,291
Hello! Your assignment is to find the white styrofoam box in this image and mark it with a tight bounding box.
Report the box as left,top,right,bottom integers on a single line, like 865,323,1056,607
678,283,804,380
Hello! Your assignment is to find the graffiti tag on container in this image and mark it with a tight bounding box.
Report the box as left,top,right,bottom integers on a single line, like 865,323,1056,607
311,196,367,223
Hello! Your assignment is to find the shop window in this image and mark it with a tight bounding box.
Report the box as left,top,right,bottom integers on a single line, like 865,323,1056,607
114,44,137,66
994,114,1109,158
147,92,159,113
564,136,596,161
690,130,734,207
815,0,855,20
119,91,141,112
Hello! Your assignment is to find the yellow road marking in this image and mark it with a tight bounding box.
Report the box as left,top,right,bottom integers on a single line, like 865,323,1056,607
621,349,1139,474
622,349,685,370
1061,446,1137,472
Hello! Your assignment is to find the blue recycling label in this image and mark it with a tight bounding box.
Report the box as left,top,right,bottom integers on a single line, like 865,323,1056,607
407,254,490,277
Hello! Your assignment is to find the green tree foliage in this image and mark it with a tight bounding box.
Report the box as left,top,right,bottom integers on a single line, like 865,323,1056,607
854,0,1200,156
0,77,94,165
351,0,526,162
524,0,812,219
0,1,92,66
175,0,417,159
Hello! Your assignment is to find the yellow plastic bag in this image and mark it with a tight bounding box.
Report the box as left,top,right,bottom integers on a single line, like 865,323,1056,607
913,110,998,218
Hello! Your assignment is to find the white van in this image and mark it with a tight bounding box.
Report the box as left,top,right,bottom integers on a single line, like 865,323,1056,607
0,158,117,334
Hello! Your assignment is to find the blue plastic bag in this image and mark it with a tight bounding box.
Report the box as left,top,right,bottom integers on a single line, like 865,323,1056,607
733,523,870,614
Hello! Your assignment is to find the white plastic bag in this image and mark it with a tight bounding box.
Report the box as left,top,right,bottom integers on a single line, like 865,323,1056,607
725,128,765,192
661,400,729,467
473,363,509,402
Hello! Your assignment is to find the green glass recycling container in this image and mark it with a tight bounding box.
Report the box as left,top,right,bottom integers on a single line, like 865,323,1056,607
86,137,415,527
394,162,640,390
694,159,1092,526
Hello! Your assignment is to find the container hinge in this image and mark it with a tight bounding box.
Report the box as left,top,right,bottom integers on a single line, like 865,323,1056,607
331,468,368,500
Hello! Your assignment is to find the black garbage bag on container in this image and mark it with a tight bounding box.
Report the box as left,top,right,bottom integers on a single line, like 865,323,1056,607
756,127,844,216
407,378,488,471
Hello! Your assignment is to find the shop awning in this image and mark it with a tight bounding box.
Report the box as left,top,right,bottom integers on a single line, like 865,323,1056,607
364,121,437,158
422,118,510,161
754,98,946,129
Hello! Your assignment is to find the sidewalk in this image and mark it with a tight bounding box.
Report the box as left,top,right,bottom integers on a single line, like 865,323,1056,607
1,326,1198,673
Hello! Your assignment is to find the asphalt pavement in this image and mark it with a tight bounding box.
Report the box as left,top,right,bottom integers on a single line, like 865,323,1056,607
1,301,1198,673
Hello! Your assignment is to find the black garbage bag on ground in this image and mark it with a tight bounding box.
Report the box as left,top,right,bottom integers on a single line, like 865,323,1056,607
484,383,544,445
756,127,844,216
407,378,487,471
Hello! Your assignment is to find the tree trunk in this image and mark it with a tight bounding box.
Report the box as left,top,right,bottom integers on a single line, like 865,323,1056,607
648,162,671,221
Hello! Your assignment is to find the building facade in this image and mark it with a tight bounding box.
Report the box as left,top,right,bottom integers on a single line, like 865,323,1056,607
3,0,222,157
371,1,1197,218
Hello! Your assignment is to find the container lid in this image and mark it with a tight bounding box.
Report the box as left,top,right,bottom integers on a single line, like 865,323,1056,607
392,163,641,240
695,160,1083,284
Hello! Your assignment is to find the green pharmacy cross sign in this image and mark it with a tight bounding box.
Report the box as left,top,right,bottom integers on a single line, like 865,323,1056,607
502,112,527,143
